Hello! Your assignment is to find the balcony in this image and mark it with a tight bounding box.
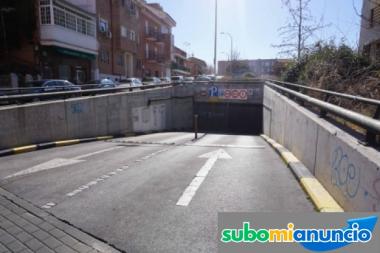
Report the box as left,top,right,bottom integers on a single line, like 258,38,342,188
156,33,167,44
145,27,158,41
171,62,190,75
147,52,167,63
39,0,98,55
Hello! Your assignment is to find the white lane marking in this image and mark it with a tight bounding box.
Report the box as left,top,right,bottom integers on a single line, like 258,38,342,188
41,202,56,209
185,144,265,149
41,148,171,205
4,147,123,179
5,158,84,179
66,166,129,197
176,149,232,207
74,146,123,160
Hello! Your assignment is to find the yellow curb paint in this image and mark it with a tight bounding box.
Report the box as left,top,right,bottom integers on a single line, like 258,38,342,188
261,134,344,213
96,136,113,141
13,145,37,154
280,151,299,165
55,140,80,147
300,178,343,212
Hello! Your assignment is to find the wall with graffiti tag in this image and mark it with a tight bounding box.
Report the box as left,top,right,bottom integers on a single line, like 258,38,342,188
264,86,380,211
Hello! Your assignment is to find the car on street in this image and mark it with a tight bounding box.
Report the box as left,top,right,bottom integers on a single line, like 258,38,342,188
25,80,81,93
184,76,195,82
120,78,143,87
195,75,212,82
83,79,117,89
171,76,184,84
160,77,171,83
142,77,161,85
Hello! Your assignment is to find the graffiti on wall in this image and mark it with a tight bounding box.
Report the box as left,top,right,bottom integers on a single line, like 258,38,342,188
331,146,380,211
331,146,361,199
132,104,166,132
71,102,84,114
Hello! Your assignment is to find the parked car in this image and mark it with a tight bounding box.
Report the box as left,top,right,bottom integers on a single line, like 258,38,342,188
171,76,184,84
120,78,143,87
83,79,117,89
195,75,212,82
142,77,161,86
184,76,195,82
160,77,171,83
25,80,81,93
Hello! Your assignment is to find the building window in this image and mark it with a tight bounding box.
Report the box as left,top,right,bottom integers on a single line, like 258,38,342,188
117,54,124,66
40,6,51,24
130,30,136,41
40,0,51,25
54,7,65,27
145,20,149,34
41,0,96,37
66,12,76,30
145,44,149,58
99,18,109,33
370,8,375,28
100,50,110,64
121,26,127,37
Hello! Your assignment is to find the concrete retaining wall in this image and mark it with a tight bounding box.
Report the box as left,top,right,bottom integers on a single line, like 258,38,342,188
263,86,380,211
0,86,194,150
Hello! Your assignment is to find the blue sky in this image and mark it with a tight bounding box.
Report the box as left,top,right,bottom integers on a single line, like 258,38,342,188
147,0,363,65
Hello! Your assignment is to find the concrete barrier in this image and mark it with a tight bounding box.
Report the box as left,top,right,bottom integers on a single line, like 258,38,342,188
0,86,194,150
263,86,380,211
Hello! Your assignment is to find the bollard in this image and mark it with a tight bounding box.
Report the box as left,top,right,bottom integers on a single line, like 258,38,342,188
194,114,199,140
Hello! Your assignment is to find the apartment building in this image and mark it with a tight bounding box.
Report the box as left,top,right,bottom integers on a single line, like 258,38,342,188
218,59,290,78
96,0,141,80
187,57,207,76
139,3,176,78
38,0,98,83
171,47,190,76
0,0,179,86
0,0,98,86
359,0,380,62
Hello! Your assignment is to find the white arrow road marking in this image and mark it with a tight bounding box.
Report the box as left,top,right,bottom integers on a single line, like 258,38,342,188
176,149,232,207
4,146,123,179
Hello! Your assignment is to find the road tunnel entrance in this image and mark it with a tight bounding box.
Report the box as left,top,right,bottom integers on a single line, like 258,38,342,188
194,102,263,135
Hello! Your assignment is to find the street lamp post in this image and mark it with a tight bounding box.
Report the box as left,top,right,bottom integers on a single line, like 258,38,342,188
213,0,218,76
220,32,233,62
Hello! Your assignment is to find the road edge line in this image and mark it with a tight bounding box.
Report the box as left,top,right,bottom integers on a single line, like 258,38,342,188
0,136,114,157
261,134,344,213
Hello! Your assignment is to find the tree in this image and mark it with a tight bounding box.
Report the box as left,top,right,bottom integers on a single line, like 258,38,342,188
273,0,326,62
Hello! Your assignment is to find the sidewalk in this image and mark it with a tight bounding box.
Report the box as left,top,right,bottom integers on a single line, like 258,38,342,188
0,188,122,253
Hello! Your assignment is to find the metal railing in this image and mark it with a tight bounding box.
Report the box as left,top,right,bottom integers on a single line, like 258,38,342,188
267,79,380,106
0,82,176,104
265,80,380,145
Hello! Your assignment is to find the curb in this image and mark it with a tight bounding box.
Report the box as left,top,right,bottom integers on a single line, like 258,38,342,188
261,134,344,213
0,136,114,157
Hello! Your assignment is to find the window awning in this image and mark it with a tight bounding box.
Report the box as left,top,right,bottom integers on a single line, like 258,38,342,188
53,46,96,60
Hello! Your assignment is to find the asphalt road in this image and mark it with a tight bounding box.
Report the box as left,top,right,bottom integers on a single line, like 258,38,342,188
0,132,314,253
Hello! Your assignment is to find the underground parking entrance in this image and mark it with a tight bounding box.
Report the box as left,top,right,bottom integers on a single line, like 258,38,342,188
194,102,263,135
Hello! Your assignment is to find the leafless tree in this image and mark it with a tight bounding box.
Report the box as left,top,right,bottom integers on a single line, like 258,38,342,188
273,0,326,62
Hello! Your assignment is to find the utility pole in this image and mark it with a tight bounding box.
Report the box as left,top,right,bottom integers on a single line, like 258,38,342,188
213,0,218,75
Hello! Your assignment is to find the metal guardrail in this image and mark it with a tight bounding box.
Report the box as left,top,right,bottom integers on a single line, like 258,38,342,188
0,82,175,103
267,79,380,106
265,81,380,145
